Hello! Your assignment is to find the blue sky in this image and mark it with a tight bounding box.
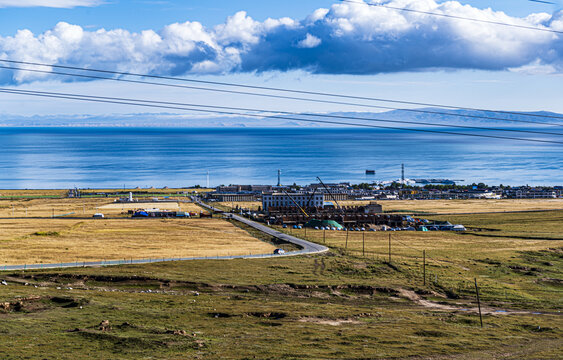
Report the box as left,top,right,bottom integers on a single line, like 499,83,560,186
0,0,562,118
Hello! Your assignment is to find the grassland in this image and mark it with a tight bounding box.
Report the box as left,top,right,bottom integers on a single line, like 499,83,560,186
0,188,214,198
0,218,274,264
0,196,561,359
341,198,563,214
96,201,207,216
279,210,563,310
217,201,262,211
0,198,208,218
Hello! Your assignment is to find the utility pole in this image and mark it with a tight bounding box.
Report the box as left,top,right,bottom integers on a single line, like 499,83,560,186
277,169,281,187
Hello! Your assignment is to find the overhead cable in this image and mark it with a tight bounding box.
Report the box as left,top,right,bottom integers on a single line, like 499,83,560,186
1,88,561,137
1,62,563,127
1,88,562,145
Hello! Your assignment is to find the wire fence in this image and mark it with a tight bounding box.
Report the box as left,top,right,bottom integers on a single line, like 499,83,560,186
281,227,563,300
0,249,314,272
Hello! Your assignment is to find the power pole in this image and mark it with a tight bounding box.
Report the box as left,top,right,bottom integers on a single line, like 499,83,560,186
277,169,281,187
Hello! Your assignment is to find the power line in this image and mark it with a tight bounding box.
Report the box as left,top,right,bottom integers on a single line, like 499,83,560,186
1,88,562,144
528,0,556,5
1,88,561,137
1,60,563,124
340,0,563,35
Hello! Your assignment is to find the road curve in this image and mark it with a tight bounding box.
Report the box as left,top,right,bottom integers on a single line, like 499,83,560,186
192,197,328,255
0,200,327,271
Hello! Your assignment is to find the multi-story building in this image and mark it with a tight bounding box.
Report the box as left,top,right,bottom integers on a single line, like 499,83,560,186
262,192,325,211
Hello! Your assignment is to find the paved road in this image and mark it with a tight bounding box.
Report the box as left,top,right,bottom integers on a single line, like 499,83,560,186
192,197,328,255
0,199,327,271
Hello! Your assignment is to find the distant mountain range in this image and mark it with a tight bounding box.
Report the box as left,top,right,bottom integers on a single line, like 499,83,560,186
1,108,561,128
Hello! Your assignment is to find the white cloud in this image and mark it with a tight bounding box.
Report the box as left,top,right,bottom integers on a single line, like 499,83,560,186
0,0,562,84
0,0,102,8
297,34,321,48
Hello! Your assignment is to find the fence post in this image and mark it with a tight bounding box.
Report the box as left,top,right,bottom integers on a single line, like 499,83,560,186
345,228,349,251
423,250,426,286
388,233,391,263
362,232,365,257
474,278,483,328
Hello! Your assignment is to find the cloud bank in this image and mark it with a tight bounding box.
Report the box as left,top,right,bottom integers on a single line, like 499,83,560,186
0,0,101,8
0,0,562,84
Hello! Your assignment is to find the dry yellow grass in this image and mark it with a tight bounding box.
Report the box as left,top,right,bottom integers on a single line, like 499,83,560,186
0,189,67,197
217,201,262,210
0,188,214,197
95,202,207,215
0,218,275,264
0,198,208,218
339,199,563,214
0,198,113,217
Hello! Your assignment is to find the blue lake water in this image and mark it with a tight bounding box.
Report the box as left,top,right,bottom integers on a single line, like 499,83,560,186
0,127,561,188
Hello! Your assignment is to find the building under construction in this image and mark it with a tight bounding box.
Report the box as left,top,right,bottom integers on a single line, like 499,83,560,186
261,177,397,227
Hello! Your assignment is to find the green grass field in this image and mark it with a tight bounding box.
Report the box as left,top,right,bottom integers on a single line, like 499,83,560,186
0,207,561,359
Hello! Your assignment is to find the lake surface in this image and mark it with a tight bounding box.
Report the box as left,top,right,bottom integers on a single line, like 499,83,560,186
0,127,561,188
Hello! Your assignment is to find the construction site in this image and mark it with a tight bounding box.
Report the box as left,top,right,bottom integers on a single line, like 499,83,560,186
259,178,409,229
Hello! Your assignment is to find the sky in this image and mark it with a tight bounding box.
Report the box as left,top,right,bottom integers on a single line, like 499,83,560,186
0,0,563,118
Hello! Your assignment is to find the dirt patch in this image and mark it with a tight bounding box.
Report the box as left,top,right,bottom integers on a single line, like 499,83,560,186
398,288,542,316
0,295,86,313
246,312,287,319
298,317,360,326
68,321,200,350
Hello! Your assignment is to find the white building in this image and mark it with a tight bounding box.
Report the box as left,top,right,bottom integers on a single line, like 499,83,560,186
262,192,324,211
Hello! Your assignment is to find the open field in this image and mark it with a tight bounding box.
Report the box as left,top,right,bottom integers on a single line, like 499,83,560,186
0,197,114,217
95,201,208,215
0,218,275,264
0,188,214,198
0,198,207,218
0,242,561,359
217,201,262,210
278,210,563,309
0,200,561,359
341,198,563,214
